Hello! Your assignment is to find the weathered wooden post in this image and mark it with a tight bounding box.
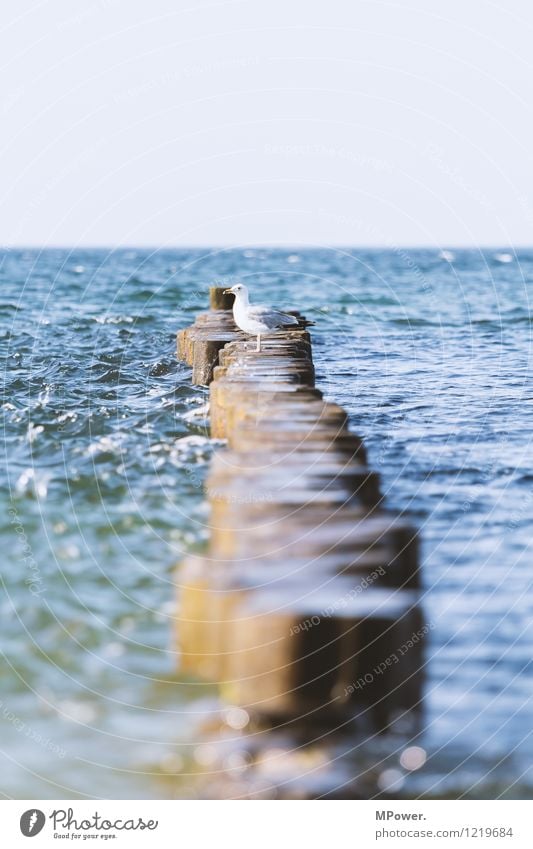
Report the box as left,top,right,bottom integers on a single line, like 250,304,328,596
209,287,234,311
177,286,245,385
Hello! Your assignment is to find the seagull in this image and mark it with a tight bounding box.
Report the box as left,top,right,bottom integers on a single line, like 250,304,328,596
223,283,308,352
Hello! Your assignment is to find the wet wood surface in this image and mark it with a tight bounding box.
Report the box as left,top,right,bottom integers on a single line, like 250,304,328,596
175,287,424,798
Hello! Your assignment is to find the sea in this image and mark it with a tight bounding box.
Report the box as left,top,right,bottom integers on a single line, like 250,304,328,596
1,247,532,799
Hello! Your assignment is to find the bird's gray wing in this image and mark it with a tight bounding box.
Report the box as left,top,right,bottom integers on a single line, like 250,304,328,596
248,306,300,329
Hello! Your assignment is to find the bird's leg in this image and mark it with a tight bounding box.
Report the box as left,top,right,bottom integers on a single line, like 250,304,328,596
256,334,261,352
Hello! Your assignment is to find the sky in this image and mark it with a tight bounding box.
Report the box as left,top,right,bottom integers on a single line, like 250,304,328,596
1,0,532,247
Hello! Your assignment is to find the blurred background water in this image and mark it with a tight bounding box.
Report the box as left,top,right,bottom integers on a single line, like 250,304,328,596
1,247,532,799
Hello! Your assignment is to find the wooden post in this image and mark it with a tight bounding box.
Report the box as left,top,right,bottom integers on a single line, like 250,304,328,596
209,286,234,311
177,286,245,384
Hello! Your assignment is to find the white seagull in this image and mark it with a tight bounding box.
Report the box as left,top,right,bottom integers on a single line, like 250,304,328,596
224,283,305,352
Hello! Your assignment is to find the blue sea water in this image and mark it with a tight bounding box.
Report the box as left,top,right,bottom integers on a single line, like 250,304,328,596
1,247,532,799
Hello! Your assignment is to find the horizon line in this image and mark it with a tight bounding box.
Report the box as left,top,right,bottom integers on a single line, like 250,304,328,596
2,243,532,251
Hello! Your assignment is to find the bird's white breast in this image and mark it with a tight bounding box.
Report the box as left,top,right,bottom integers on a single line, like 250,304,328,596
233,299,270,334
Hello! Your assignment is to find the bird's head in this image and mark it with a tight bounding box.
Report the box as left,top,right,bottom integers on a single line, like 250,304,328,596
223,283,247,297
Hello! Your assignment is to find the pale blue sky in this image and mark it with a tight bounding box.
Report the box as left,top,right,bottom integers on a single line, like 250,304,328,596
1,0,532,247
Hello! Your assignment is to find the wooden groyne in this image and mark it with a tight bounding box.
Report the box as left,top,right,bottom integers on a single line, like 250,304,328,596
175,287,423,799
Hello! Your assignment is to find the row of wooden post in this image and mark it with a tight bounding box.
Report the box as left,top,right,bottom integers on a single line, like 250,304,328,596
175,287,424,798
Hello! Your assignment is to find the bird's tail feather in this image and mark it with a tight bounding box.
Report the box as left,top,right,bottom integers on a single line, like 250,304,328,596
284,311,316,328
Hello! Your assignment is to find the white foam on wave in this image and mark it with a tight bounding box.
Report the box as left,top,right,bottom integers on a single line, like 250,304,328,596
15,468,51,498
94,315,135,324
182,402,210,421
27,422,44,443
86,435,123,456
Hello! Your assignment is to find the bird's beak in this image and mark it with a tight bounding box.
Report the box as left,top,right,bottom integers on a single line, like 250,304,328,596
223,288,232,295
